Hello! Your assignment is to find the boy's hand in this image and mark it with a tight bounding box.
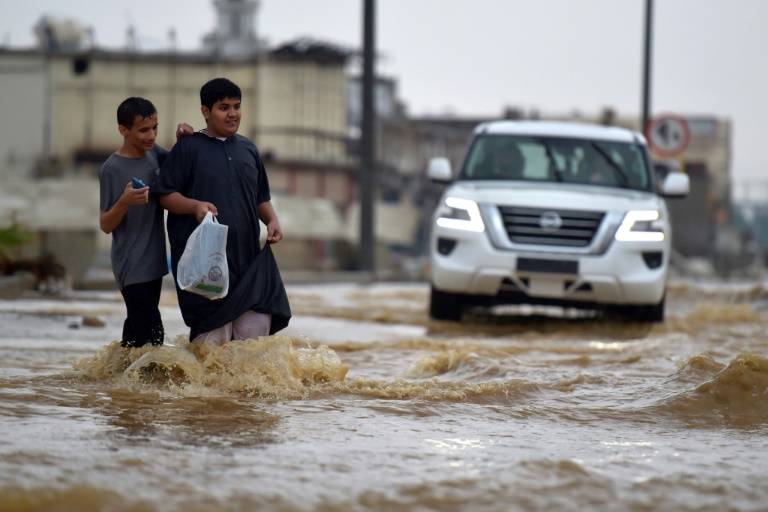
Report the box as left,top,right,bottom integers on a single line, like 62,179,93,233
176,123,194,140
120,181,149,206
266,220,283,244
194,201,218,222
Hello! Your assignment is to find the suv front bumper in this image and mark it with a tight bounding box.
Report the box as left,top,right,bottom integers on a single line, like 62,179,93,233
431,226,669,306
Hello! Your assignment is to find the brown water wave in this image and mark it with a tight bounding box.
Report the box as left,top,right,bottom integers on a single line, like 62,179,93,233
652,353,768,425
68,330,768,419
0,485,149,512
0,484,303,512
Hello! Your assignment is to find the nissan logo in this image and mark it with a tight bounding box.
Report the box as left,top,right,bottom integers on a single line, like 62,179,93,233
539,212,562,232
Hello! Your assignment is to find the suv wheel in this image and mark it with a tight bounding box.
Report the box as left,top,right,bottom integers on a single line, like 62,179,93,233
429,286,466,321
607,296,665,323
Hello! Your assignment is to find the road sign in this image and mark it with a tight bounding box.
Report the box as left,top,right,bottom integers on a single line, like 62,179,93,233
646,114,690,157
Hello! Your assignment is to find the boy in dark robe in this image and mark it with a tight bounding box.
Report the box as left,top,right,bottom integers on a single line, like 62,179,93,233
155,78,291,345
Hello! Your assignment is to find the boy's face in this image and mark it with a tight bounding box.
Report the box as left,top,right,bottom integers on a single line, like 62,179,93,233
118,114,158,154
202,97,241,138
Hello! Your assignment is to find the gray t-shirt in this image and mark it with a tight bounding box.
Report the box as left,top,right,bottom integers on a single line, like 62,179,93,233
98,145,169,290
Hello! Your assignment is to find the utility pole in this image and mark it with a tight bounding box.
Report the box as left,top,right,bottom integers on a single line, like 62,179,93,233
42,43,52,177
641,0,653,135
359,0,376,273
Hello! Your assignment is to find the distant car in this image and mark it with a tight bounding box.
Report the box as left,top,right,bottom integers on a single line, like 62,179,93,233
427,120,690,322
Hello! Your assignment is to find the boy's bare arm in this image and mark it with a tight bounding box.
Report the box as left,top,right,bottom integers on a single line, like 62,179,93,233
258,201,283,244
159,192,217,222
99,182,149,234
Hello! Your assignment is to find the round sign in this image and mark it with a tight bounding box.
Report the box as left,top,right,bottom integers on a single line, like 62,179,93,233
646,114,690,157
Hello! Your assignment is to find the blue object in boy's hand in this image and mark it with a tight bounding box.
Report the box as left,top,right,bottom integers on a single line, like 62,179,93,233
132,177,147,189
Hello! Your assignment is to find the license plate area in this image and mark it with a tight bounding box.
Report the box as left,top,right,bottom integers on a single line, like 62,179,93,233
517,257,579,275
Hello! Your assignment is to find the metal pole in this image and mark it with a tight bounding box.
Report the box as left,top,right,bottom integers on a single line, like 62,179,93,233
641,0,653,135
42,49,52,177
359,0,376,273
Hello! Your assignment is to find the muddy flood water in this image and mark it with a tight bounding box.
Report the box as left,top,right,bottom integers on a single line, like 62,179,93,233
1,278,768,511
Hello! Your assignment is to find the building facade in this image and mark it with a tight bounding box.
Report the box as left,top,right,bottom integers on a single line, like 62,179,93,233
0,39,363,282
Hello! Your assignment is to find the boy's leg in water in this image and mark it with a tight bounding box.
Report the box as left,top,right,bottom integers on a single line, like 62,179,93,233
191,311,271,345
120,278,165,348
192,323,233,346
121,317,134,346
232,310,272,340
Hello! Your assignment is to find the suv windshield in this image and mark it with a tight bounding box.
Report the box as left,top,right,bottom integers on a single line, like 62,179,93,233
459,135,653,192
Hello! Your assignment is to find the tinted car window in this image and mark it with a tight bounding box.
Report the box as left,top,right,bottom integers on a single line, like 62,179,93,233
460,135,652,192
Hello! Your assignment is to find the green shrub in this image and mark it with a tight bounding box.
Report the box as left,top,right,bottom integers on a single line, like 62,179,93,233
0,223,36,259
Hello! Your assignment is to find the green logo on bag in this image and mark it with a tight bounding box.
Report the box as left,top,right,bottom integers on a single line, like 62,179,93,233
195,283,224,293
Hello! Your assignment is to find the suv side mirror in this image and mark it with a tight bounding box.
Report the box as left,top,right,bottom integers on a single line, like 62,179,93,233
427,157,453,182
660,171,690,198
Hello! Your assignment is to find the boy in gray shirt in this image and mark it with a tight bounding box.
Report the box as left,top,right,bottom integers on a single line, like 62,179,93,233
99,97,191,347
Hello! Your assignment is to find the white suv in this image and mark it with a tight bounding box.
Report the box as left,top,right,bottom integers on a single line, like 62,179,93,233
427,120,690,322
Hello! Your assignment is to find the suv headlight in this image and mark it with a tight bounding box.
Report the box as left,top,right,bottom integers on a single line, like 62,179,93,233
615,210,665,242
436,197,485,232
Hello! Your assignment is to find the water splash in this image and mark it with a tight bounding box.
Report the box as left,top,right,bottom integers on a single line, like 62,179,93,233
72,337,349,399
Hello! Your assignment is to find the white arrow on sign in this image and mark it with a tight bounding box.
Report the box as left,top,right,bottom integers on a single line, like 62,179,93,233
646,114,690,157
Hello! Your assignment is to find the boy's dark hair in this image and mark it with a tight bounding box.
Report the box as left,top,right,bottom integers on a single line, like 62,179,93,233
117,97,157,128
200,78,242,109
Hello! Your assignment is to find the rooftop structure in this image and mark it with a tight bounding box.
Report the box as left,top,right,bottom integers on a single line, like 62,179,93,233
203,0,262,56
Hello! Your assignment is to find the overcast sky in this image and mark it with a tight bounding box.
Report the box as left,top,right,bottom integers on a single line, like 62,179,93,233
1,0,766,186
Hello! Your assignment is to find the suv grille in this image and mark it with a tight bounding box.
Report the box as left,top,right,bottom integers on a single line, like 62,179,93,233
498,206,605,247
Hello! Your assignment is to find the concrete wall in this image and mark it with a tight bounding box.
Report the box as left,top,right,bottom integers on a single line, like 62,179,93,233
257,61,349,164
0,53,46,180
39,52,349,167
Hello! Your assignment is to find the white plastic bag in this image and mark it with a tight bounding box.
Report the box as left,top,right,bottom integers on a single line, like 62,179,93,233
176,212,229,300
